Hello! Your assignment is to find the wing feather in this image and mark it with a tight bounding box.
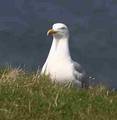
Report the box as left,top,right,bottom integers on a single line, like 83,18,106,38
72,61,89,88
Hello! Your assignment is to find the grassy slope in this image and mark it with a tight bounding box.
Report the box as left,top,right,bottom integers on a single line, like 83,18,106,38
0,68,117,120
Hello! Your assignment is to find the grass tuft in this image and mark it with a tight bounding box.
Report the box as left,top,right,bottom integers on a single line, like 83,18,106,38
0,68,117,120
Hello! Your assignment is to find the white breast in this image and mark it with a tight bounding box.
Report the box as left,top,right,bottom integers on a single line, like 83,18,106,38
46,56,75,82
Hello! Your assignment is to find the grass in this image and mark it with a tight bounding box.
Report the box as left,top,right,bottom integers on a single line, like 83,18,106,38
0,67,117,120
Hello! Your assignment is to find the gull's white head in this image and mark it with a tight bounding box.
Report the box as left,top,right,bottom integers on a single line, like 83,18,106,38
47,23,69,39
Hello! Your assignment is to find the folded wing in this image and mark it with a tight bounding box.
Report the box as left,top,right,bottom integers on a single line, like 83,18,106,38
73,61,89,88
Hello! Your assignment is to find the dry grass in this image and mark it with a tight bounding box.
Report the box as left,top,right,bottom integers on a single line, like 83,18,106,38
0,67,117,120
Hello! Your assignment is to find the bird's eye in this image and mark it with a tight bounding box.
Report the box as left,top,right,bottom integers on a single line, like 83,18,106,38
61,27,66,30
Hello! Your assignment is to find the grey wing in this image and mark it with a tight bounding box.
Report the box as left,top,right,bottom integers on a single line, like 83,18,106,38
73,61,89,88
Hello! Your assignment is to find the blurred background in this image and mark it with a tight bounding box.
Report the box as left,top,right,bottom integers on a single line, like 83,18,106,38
0,0,117,88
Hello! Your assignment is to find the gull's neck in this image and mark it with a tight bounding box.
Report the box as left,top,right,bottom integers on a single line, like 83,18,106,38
53,36,71,60
41,35,71,73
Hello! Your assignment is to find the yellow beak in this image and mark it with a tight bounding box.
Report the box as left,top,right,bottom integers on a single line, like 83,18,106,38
47,29,57,36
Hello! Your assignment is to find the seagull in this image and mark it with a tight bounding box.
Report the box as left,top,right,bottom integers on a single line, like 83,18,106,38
41,23,89,88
